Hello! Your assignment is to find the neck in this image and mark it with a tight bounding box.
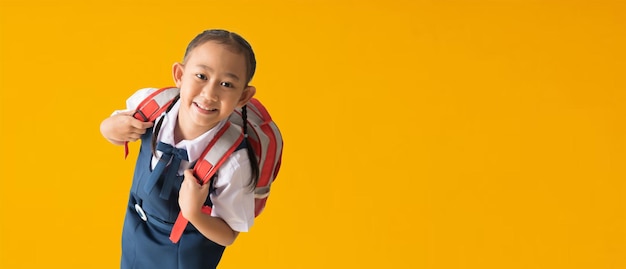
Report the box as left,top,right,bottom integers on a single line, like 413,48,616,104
173,114,219,144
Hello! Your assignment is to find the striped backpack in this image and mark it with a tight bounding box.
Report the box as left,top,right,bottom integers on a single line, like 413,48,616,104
125,87,283,243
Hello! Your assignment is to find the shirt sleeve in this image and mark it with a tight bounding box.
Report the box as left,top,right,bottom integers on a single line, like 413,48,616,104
210,149,255,232
111,88,159,116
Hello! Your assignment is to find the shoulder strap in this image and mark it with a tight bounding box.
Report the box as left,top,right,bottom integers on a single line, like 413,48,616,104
169,122,244,244
132,87,180,121
124,87,180,158
193,122,245,184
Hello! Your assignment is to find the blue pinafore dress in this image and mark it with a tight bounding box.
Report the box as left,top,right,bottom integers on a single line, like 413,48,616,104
121,128,225,269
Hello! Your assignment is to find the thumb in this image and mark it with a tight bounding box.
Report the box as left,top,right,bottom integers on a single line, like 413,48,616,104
184,169,201,185
199,180,210,192
140,121,155,129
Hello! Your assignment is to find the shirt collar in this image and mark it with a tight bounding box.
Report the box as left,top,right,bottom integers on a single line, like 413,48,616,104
153,100,228,168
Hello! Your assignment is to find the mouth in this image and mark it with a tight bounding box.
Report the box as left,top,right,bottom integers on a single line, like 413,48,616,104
194,102,218,113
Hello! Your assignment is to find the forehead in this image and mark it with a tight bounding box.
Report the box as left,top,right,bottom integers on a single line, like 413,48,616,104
186,41,247,75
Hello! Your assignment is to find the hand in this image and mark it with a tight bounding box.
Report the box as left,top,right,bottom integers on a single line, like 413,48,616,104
100,110,154,145
179,169,210,221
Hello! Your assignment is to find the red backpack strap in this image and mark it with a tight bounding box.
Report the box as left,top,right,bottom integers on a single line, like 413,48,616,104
123,87,180,158
169,122,244,243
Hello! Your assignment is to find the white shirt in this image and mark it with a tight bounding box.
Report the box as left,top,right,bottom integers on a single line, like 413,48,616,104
115,88,255,232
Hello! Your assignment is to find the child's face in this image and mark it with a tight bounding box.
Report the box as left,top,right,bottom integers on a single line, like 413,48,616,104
173,41,255,135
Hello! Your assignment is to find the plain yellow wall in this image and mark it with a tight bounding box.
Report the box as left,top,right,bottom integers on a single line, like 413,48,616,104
1,0,625,268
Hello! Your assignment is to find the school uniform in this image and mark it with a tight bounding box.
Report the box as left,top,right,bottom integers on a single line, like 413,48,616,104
118,88,255,269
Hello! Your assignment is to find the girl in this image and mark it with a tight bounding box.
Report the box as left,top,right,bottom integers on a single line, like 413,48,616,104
100,29,258,269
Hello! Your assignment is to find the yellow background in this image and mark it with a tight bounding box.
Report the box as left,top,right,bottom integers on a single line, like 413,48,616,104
1,0,625,268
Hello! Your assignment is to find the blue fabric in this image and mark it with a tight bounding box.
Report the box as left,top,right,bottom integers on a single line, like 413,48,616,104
122,128,225,269
142,141,189,200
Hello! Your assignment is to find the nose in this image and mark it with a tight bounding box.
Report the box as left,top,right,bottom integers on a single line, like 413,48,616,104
200,83,219,101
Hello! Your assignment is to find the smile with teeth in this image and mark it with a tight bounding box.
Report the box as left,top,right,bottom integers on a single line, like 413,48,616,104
195,102,218,112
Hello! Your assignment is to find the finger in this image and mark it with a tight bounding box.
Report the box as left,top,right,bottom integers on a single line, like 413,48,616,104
183,170,201,186
129,119,154,129
199,182,209,192
140,121,154,129
117,109,136,116
130,126,149,135
127,133,142,141
125,124,153,138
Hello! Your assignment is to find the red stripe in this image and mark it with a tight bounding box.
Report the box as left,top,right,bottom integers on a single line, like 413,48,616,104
205,133,244,185
169,212,188,243
249,99,272,122
134,87,172,116
273,150,283,178
169,206,214,243
257,123,277,187
254,197,267,216
124,142,129,159
194,122,238,183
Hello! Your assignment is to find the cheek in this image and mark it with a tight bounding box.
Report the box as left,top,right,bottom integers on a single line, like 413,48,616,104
178,90,195,105
179,84,199,96
226,93,244,105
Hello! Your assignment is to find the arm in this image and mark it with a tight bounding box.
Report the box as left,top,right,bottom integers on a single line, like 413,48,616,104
179,169,239,246
100,110,154,145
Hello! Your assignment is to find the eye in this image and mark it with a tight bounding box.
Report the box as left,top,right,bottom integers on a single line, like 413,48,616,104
220,82,234,88
195,74,207,80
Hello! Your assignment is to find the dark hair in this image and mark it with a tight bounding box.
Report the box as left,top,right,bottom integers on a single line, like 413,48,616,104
183,29,257,85
152,29,259,190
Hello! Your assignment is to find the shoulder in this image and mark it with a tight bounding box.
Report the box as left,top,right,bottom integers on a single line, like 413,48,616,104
210,147,255,232
111,88,160,116
214,148,252,188
124,87,160,110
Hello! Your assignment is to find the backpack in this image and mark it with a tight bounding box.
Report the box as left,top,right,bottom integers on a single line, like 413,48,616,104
124,87,283,243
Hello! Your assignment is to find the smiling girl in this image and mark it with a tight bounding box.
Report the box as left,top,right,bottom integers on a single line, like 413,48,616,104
100,29,259,269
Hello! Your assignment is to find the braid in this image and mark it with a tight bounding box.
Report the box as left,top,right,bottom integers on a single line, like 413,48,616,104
151,95,180,157
242,105,260,190
151,116,165,157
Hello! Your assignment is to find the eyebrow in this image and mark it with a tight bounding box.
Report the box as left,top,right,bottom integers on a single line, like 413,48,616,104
196,64,241,81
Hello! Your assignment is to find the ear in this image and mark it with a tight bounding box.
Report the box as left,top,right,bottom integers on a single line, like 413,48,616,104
237,85,256,107
172,63,184,88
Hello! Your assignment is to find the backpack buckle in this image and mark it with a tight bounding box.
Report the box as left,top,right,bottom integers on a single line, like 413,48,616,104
134,203,147,222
